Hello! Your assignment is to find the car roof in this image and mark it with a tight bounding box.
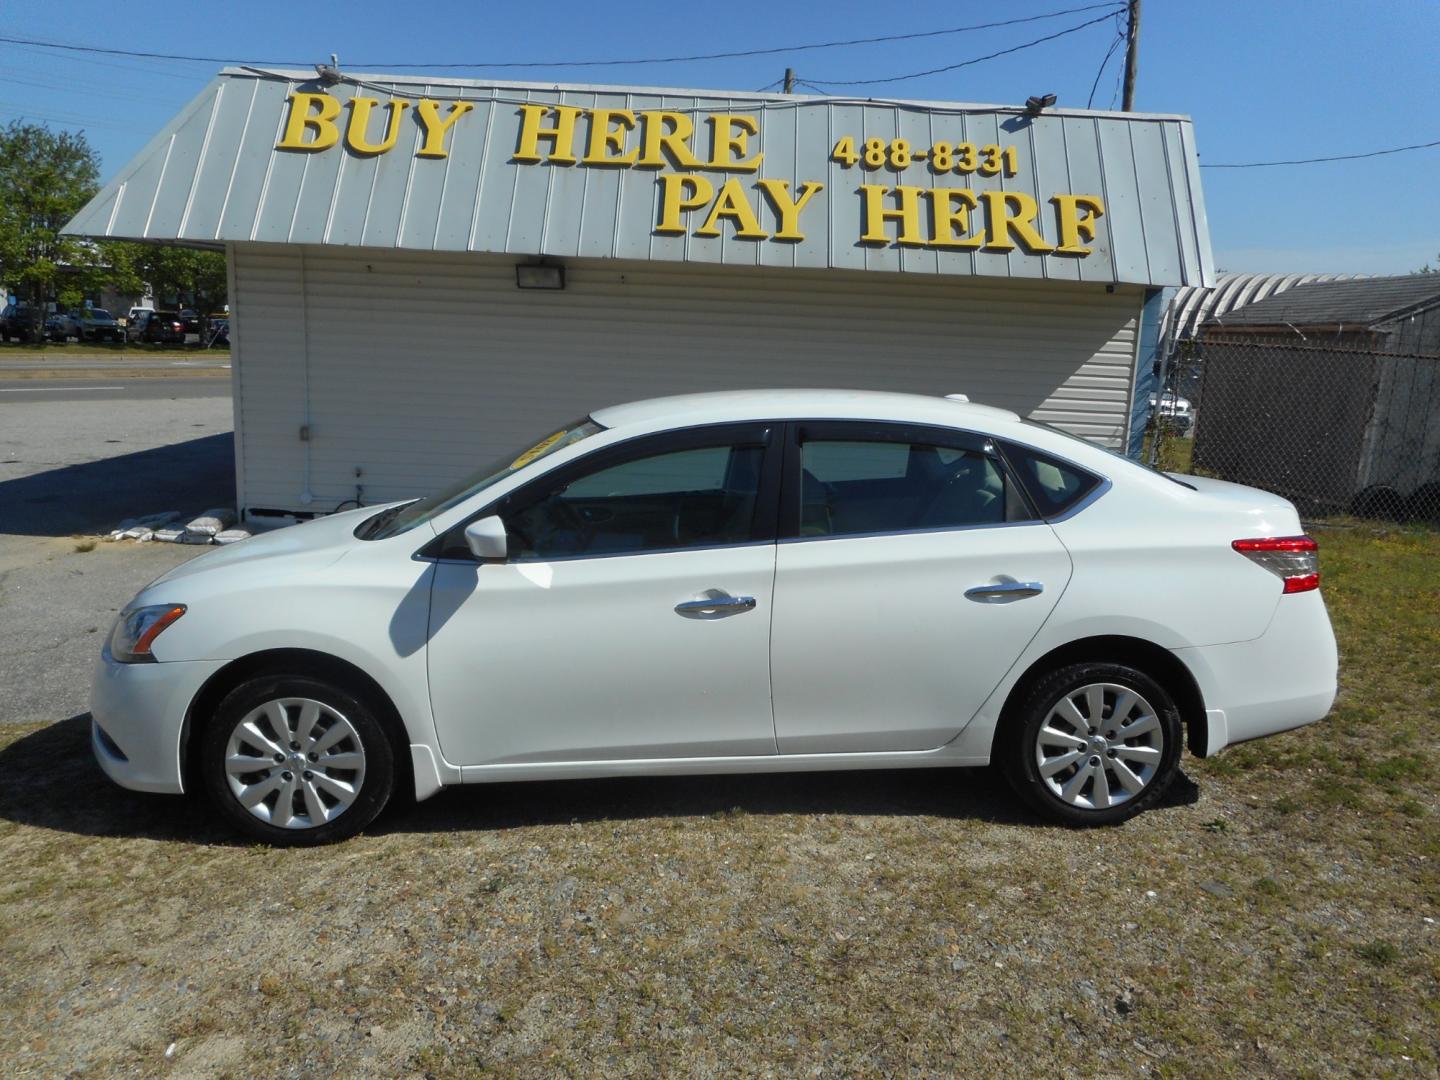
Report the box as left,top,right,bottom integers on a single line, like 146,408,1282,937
590,389,1023,434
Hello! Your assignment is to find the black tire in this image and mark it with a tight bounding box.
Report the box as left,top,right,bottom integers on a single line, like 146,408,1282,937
199,674,395,846
1350,484,1405,521
1404,482,1440,524
998,662,1183,826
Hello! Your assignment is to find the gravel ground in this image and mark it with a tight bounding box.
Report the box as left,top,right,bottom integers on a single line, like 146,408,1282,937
0,401,1435,1076
0,392,231,722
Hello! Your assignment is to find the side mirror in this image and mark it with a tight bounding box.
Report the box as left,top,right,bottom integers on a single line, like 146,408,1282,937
462,516,508,561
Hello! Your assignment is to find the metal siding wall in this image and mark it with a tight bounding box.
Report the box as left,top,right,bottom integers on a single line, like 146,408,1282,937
232,244,1139,515
229,248,308,510
69,73,1214,289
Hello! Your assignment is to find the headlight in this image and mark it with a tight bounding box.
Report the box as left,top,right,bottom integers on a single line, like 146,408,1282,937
108,604,187,663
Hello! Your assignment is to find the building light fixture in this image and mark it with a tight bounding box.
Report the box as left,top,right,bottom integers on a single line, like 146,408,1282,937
515,263,565,290
1025,93,1058,116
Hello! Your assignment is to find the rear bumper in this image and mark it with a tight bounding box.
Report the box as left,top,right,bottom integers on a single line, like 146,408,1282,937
90,648,226,794
1175,590,1338,756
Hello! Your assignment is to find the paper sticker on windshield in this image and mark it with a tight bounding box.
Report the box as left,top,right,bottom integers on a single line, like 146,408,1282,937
510,430,566,470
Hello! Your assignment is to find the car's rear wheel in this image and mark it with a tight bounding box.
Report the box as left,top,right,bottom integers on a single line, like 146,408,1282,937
1000,662,1182,826
199,675,395,845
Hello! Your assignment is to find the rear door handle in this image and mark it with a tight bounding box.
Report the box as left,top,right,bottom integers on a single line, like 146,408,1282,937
675,594,757,619
965,581,1044,603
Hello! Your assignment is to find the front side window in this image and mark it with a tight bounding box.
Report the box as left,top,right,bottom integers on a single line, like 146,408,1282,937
360,418,603,540
506,442,765,560
798,436,1029,538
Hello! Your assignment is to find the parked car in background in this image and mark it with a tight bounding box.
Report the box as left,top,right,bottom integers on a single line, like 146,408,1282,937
0,301,40,342
49,308,124,343
91,390,1338,845
46,311,76,342
207,317,230,347
126,309,187,344
125,306,154,327
78,308,123,342
1150,391,1194,436
178,308,203,335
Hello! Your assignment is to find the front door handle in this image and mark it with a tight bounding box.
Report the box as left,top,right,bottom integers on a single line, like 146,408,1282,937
965,580,1044,603
675,593,757,619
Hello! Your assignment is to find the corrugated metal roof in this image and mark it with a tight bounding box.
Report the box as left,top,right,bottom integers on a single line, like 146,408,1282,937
65,68,1214,288
1158,271,1367,348
1205,273,1440,328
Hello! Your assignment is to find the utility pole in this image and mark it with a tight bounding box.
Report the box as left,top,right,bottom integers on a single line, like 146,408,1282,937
1122,0,1140,111
783,67,795,94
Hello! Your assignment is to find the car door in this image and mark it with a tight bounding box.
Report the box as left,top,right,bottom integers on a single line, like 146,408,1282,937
769,421,1074,754
424,422,783,767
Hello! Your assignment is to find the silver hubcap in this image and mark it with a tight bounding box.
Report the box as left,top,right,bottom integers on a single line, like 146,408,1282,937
224,698,366,829
1035,682,1163,810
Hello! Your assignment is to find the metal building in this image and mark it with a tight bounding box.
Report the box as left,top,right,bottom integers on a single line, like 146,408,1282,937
66,68,1215,521
1158,270,1367,359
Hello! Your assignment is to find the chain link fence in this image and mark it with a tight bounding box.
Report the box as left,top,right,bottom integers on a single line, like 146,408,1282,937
1146,337,1440,523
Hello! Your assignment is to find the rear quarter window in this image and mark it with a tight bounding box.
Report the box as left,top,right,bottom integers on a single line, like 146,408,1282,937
1000,441,1102,518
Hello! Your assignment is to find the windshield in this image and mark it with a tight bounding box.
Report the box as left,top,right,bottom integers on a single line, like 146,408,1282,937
1021,419,1196,490
358,417,604,540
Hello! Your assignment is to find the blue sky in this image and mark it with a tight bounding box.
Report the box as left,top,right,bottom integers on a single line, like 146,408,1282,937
5,0,1436,275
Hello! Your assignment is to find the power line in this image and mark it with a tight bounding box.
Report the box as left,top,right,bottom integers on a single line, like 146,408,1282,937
1086,16,1125,109
806,10,1119,88
1201,139,1440,168
0,7,1124,71
1,42,206,82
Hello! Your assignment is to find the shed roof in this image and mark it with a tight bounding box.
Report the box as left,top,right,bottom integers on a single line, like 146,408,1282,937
1205,273,1440,329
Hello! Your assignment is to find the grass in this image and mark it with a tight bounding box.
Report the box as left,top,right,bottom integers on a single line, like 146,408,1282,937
0,523,1436,1077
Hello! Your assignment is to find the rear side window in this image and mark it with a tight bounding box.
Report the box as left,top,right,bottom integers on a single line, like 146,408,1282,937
798,437,1031,538
1000,441,1102,518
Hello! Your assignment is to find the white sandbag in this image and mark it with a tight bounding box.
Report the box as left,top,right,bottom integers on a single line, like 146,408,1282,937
180,532,214,545
122,526,155,541
213,527,252,545
111,511,180,540
153,527,186,543
185,507,237,537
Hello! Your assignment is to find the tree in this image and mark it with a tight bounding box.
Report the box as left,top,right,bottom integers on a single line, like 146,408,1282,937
0,121,108,334
1419,253,1438,275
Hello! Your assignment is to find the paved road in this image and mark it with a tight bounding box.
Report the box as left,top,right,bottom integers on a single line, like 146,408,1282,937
0,377,231,402
0,391,235,724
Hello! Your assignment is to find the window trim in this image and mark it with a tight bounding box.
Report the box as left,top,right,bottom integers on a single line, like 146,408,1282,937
418,421,783,563
778,419,1039,542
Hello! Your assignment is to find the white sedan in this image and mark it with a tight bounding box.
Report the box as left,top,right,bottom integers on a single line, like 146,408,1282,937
92,391,1337,844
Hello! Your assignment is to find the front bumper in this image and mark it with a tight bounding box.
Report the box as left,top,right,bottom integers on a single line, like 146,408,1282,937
90,648,227,794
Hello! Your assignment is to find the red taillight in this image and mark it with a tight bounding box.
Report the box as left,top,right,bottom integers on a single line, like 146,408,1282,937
1232,536,1320,593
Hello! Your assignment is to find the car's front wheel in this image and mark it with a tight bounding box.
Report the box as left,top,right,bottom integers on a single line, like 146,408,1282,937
1000,662,1182,826
199,675,395,845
